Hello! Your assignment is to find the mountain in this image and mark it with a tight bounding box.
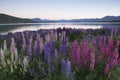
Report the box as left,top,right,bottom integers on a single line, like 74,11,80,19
0,14,35,23
31,18,56,23
101,16,120,21
32,16,120,22
31,18,43,23
0,13,120,23
56,16,120,22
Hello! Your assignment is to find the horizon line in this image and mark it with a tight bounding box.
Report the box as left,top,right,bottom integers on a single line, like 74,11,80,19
1,13,120,20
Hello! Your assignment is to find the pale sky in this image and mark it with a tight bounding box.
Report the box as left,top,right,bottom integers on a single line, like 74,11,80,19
0,0,120,20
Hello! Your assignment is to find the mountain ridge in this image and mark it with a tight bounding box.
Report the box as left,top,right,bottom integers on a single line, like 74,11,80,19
0,13,120,23
0,14,35,23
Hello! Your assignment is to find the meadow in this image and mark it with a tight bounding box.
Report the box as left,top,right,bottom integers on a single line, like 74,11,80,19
0,28,120,80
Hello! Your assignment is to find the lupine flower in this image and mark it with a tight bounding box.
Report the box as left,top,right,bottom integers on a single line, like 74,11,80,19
104,64,110,75
27,44,32,61
50,41,55,54
29,35,33,45
23,56,29,72
45,33,51,43
70,39,95,72
11,65,13,72
33,40,38,57
44,43,51,72
0,49,6,67
66,61,71,77
10,37,16,63
109,49,119,68
41,67,46,76
90,47,95,71
59,43,67,57
0,49,4,61
62,58,67,75
54,31,58,41
50,30,56,41
3,40,7,51
10,37,16,52
40,37,44,54
70,40,79,64
54,49,58,69
29,68,35,75
14,48,18,61
22,37,26,50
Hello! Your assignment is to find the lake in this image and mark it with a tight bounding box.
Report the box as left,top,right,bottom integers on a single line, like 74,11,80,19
0,22,120,34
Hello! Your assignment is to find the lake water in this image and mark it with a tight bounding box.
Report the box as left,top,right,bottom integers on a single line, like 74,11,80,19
0,22,120,34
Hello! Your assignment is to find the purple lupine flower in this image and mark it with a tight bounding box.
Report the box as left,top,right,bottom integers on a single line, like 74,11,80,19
41,67,46,76
27,44,32,61
22,37,26,50
54,49,58,69
59,43,67,57
44,43,51,72
49,41,55,54
29,35,33,45
39,38,44,54
62,58,67,75
66,61,71,77
29,68,35,75
33,40,38,57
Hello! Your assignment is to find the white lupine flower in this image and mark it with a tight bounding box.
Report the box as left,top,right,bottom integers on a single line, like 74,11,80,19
10,37,16,63
0,49,4,61
67,61,71,76
46,33,51,43
13,48,18,69
7,59,11,65
19,57,21,65
10,38,16,51
11,65,13,73
14,48,18,61
40,38,44,54
0,49,6,67
4,40,7,51
22,37,26,50
59,33,62,42
11,51,14,63
50,30,55,41
14,61,17,69
23,56,29,72
55,31,58,41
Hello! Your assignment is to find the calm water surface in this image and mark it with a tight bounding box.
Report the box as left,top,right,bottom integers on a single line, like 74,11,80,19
0,22,120,34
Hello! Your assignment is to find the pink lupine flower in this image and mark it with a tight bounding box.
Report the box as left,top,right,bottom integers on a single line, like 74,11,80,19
90,47,95,71
109,49,119,68
104,64,110,75
70,39,95,70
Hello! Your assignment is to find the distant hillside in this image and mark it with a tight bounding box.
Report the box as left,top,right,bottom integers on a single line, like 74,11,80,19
0,14,120,23
31,18,56,23
31,18,43,23
0,14,35,23
101,16,120,22
63,16,120,22
31,16,120,22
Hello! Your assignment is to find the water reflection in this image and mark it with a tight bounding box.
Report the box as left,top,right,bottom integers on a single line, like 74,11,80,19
0,22,120,34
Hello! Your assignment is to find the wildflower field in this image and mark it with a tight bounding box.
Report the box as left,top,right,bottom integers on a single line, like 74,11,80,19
0,28,120,80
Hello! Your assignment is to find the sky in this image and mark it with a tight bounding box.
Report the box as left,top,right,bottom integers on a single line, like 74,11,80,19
0,0,120,20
